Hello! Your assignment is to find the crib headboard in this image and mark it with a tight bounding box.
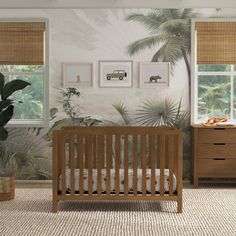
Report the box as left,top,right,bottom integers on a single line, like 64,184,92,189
53,126,183,198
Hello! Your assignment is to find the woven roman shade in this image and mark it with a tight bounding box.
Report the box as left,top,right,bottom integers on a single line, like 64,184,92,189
196,22,236,64
0,22,45,65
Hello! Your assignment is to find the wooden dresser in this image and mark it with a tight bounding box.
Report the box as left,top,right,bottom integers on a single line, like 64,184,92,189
191,125,236,187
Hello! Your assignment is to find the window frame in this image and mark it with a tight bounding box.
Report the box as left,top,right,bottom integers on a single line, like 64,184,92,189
191,18,236,125
0,18,49,128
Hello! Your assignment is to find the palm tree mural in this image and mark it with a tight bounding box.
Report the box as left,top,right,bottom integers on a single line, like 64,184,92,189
126,9,198,90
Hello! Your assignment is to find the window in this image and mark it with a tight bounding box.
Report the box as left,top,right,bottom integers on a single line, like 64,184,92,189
191,19,236,124
196,64,234,122
0,20,49,127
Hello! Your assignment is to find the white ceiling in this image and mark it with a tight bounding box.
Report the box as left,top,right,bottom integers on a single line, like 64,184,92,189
0,0,236,8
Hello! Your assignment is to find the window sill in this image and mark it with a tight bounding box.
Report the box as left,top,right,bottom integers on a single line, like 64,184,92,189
6,119,49,128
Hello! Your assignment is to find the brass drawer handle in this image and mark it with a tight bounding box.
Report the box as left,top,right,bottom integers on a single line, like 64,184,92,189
213,143,226,145
213,158,226,160
213,128,225,130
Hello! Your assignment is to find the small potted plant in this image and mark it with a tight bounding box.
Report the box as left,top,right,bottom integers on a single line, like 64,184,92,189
0,72,30,201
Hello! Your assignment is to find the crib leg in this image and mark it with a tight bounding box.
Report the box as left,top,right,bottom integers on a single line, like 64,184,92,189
177,199,182,213
52,199,58,213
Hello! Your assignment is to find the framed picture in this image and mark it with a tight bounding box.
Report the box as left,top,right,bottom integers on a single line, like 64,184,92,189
99,61,132,88
139,62,170,88
63,62,93,88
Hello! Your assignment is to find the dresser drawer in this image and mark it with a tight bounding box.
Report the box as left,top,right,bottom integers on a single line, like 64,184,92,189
198,128,236,143
198,143,236,159
198,158,236,177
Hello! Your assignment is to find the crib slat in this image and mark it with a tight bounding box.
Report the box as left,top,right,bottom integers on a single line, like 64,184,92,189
61,133,66,195
106,134,112,194
115,134,120,196
84,138,88,169
93,135,97,168
141,135,146,196
87,136,93,196
168,136,174,196
133,135,138,196
101,136,104,169
97,135,104,195
78,135,84,196
69,132,75,195
159,135,165,196
124,134,129,196
150,135,155,196
156,136,160,169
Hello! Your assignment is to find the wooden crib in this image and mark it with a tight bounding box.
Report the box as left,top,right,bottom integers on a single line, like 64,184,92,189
52,126,183,213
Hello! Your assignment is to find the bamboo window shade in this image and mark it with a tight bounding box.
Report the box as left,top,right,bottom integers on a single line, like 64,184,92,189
196,22,236,64
0,22,45,65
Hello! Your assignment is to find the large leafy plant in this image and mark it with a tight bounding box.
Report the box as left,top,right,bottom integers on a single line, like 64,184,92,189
0,72,30,176
0,72,30,141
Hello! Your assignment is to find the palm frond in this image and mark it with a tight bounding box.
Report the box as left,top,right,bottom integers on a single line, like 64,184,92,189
173,97,190,129
125,13,162,31
3,128,51,179
103,120,127,127
125,8,197,83
112,101,131,125
136,98,176,126
6,128,49,158
152,18,189,35
151,37,183,74
127,34,167,56
181,9,199,19
136,97,189,129
155,9,175,22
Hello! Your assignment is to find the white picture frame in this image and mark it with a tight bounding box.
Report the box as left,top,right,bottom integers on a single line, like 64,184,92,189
63,62,93,88
99,60,133,88
139,62,170,88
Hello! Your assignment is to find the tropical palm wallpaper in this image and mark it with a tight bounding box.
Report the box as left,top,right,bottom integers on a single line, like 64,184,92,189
0,8,233,180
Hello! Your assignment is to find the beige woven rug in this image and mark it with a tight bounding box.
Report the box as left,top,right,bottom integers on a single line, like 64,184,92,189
0,188,236,236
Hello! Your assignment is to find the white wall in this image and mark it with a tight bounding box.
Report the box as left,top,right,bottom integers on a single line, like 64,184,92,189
1,8,235,123
0,8,193,123
0,0,236,8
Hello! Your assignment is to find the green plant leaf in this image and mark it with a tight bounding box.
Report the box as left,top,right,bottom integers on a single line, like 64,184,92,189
0,105,14,127
0,73,5,95
50,108,58,118
1,80,31,100
0,99,13,112
0,127,8,141
112,101,131,125
136,97,189,129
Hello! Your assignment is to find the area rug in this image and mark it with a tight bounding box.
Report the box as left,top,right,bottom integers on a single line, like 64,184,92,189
0,188,236,236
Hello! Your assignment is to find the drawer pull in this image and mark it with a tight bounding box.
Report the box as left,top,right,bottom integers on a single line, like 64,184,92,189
213,128,225,130
213,158,226,160
213,143,226,145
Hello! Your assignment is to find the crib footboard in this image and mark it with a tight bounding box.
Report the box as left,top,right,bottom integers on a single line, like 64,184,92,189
52,127,183,213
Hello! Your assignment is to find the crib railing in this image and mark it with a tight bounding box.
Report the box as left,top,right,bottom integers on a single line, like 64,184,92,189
52,126,183,212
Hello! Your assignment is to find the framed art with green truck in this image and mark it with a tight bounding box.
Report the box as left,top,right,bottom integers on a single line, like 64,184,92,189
0,72,30,201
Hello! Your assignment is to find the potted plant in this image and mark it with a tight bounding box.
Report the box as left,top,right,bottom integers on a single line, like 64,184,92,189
0,72,30,201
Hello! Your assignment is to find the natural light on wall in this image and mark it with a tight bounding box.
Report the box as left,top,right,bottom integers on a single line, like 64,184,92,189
191,19,236,124
0,20,49,127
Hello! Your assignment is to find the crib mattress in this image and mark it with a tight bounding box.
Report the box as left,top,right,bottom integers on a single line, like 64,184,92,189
59,169,177,193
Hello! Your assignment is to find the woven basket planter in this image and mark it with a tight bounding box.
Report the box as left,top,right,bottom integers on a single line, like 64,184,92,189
0,176,15,201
